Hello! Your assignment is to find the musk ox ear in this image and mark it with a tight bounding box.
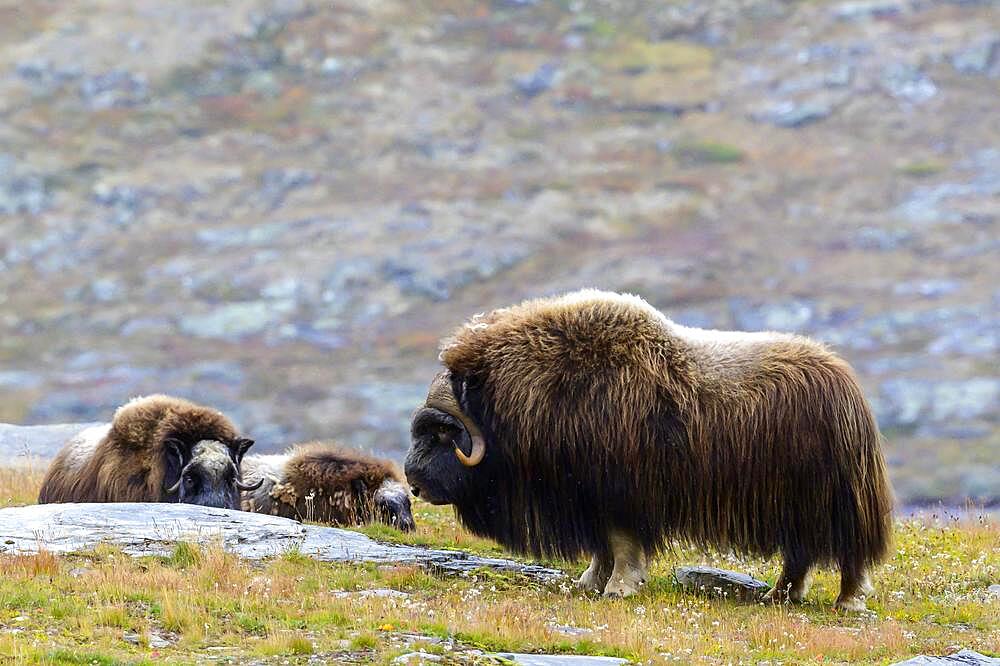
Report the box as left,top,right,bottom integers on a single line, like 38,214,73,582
230,437,255,462
162,437,189,495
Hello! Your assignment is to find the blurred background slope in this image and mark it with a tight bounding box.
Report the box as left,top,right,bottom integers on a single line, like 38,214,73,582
0,0,996,505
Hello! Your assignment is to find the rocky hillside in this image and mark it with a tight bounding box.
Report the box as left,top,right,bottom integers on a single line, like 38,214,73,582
0,0,997,504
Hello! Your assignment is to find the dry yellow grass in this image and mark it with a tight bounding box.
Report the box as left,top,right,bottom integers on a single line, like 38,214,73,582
0,467,996,664
0,464,45,507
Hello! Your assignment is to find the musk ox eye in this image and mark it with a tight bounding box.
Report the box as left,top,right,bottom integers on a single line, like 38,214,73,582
435,425,456,445
184,474,196,488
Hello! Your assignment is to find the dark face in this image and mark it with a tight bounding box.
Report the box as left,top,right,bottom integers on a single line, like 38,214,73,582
373,479,416,532
405,407,478,506
163,437,257,509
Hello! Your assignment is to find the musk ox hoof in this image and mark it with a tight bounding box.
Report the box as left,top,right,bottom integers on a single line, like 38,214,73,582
762,581,809,604
834,595,868,612
577,556,613,593
762,588,806,604
577,570,607,593
602,576,644,598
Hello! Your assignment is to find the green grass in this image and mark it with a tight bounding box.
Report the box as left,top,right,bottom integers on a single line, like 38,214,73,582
0,472,996,664
672,140,746,166
896,160,946,178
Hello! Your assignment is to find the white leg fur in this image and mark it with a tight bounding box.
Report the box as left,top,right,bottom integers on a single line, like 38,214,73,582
603,530,647,598
577,553,613,592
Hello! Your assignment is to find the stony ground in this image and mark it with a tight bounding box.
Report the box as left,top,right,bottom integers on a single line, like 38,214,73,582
0,468,997,665
0,0,997,504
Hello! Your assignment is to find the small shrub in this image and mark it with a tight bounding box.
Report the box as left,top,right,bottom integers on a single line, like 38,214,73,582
673,141,745,166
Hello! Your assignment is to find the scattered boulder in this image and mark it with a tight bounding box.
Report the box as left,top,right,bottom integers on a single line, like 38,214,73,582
674,566,771,602
951,37,1000,76
0,155,49,216
750,100,832,128
512,63,561,98
832,0,904,21
891,649,1000,665
178,300,294,339
729,298,816,332
880,63,937,104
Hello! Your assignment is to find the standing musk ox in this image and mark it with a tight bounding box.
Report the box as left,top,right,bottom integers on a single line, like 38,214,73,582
38,394,262,509
405,290,894,610
241,443,415,531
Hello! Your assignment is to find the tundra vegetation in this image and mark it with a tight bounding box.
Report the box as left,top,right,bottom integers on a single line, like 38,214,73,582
0,467,996,664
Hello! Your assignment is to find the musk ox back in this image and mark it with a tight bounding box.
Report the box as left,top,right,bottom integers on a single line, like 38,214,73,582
38,394,259,509
405,289,893,610
241,443,414,531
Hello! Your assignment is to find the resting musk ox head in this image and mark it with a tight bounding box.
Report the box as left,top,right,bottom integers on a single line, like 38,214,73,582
370,478,416,531
162,436,261,509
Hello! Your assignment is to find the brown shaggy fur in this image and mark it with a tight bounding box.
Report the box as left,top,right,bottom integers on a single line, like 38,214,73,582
241,443,412,529
407,290,894,607
38,394,242,503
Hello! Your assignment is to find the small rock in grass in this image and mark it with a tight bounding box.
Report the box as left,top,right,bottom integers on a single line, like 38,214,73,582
493,654,628,665
393,652,443,664
751,101,832,128
674,566,771,602
332,588,409,599
548,623,594,637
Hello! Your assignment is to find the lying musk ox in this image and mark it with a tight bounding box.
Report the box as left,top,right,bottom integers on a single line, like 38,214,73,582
241,443,415,531
405,290,893,610
38,394,261,509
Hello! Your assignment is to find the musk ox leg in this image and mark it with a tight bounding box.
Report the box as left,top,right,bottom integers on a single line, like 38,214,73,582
763,556,813,604
835,563,871,612
577,553,613,593
602,530,648,598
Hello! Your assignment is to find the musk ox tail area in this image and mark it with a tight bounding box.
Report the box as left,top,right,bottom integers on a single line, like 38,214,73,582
241,443,413,530
825,362,894,572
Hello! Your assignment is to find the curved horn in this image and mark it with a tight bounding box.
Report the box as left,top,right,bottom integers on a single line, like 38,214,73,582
236,476,265,492
163,438,185,494
425,372,486,467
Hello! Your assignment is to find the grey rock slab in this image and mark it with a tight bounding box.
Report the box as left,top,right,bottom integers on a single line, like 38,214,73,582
178,299,295,339
891,649,1000,665
951,37,1000,75
674,565,771,602
751,101,832,128
832,0,904,21
0,503,564,582
0,422,100,466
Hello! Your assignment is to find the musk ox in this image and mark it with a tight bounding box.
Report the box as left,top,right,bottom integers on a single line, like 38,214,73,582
405,289,893,610
241,443,415,531
38,394,261,509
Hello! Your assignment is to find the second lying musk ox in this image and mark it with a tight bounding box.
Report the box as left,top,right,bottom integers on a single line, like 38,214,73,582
241,443,415,531
38,394,261,509
405,290,894,610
